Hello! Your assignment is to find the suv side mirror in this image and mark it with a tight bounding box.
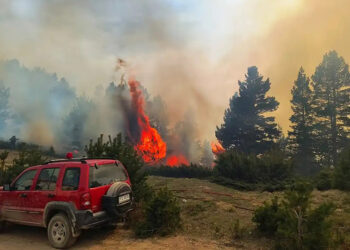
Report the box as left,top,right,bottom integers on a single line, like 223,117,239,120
3,184,11,191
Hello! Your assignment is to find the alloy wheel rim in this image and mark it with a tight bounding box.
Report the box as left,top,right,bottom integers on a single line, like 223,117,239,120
52,221,66,243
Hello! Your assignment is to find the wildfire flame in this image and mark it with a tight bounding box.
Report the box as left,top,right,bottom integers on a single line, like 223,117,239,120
211,140,225,155
128,79,167,163
166,154,189,167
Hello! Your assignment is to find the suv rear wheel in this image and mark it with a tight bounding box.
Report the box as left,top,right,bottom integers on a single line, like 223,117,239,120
48,213,77,249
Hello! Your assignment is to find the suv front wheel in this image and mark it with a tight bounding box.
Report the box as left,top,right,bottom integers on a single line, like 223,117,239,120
48,213,77,249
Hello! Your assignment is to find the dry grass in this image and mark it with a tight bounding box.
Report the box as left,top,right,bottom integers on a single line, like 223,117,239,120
147,176,350,249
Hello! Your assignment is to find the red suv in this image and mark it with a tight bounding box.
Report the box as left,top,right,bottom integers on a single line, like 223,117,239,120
0,158,133,249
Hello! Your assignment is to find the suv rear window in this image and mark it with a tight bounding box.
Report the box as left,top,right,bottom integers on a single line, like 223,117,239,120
89,163,127,188
62,168,80,191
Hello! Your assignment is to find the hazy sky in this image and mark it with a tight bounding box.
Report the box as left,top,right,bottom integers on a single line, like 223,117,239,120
1,0,350,141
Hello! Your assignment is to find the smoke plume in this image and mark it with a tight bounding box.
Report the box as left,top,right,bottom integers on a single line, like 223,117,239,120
1,0,350,156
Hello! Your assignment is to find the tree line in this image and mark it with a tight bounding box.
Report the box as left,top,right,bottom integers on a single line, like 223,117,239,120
216,51,350,174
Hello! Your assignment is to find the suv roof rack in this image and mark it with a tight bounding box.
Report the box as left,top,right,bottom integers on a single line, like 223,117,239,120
44,157,116,165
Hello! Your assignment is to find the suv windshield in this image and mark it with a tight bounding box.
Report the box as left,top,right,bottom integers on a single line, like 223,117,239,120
89,163,127,188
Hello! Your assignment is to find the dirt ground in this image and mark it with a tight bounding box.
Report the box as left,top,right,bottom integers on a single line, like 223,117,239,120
0,176,348,249
0,224,232,250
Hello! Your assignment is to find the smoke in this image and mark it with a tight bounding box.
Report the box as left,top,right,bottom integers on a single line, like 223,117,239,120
1,0,350,152
256,0,350,129
0,59,76,147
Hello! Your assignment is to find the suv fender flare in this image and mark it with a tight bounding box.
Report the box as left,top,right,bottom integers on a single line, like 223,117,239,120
43,202,80,237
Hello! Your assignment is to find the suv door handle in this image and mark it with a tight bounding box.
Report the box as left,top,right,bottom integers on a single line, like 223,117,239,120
48,193,55,198
20,193,27,198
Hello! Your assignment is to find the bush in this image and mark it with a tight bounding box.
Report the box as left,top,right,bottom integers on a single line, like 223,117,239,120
215,149,292,184
315,169,333,191
334,148,350,191
210,175,257,191
253,182,336,249
133,188,181,238
146,164,213,179
215,150,260,182
252,196,283,236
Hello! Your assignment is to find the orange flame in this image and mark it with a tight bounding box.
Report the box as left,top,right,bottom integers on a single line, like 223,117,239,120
128,80,167,163
166,154,189,167
211,141,225,155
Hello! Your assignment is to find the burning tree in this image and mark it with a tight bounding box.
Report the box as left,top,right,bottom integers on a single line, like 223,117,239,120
127,79,167,164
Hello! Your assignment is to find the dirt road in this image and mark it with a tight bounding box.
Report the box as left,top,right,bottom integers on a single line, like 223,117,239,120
0,224,229,250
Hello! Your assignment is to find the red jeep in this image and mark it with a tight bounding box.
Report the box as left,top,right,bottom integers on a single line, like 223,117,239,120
0,158,133,249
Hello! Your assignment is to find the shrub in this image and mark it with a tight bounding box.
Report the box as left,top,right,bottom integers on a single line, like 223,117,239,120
134,188,181,238
210,175,257,191
252,196,283,236
215,149,293,184
259,149,293,182
315,169,333,191
334,147,350,191
147,164,213,179
253,182,336,249
215,150,259,182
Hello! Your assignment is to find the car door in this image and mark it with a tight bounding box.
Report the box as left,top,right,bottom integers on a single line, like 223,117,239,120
2,169,38,225
29,166,61,225
56,167,82,209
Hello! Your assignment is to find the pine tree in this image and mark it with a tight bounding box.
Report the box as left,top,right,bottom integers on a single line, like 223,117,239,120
288,67,316,174
312,51,350,167
216,66,280,154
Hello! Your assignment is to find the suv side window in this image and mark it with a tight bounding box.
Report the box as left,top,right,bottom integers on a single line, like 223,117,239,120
13,170,37,191
36,168,60,190
62,168,80,191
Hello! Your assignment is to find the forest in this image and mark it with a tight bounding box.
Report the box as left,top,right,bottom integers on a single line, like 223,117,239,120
0,50,349,249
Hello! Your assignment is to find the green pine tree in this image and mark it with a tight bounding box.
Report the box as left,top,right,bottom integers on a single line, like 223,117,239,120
311,51,350,167
216,66,280,154
288,67,316,175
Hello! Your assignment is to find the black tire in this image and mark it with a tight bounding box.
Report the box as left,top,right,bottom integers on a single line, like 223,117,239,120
106,182,131,197
102,182,132,217
47,213,77,249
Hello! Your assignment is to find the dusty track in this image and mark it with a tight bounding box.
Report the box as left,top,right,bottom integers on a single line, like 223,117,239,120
0,224,229,250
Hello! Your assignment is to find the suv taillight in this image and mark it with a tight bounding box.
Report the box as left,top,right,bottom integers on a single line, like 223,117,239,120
80,192,91,210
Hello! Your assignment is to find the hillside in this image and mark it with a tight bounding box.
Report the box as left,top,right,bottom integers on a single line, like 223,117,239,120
147,176,350,249
1,176,349,249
